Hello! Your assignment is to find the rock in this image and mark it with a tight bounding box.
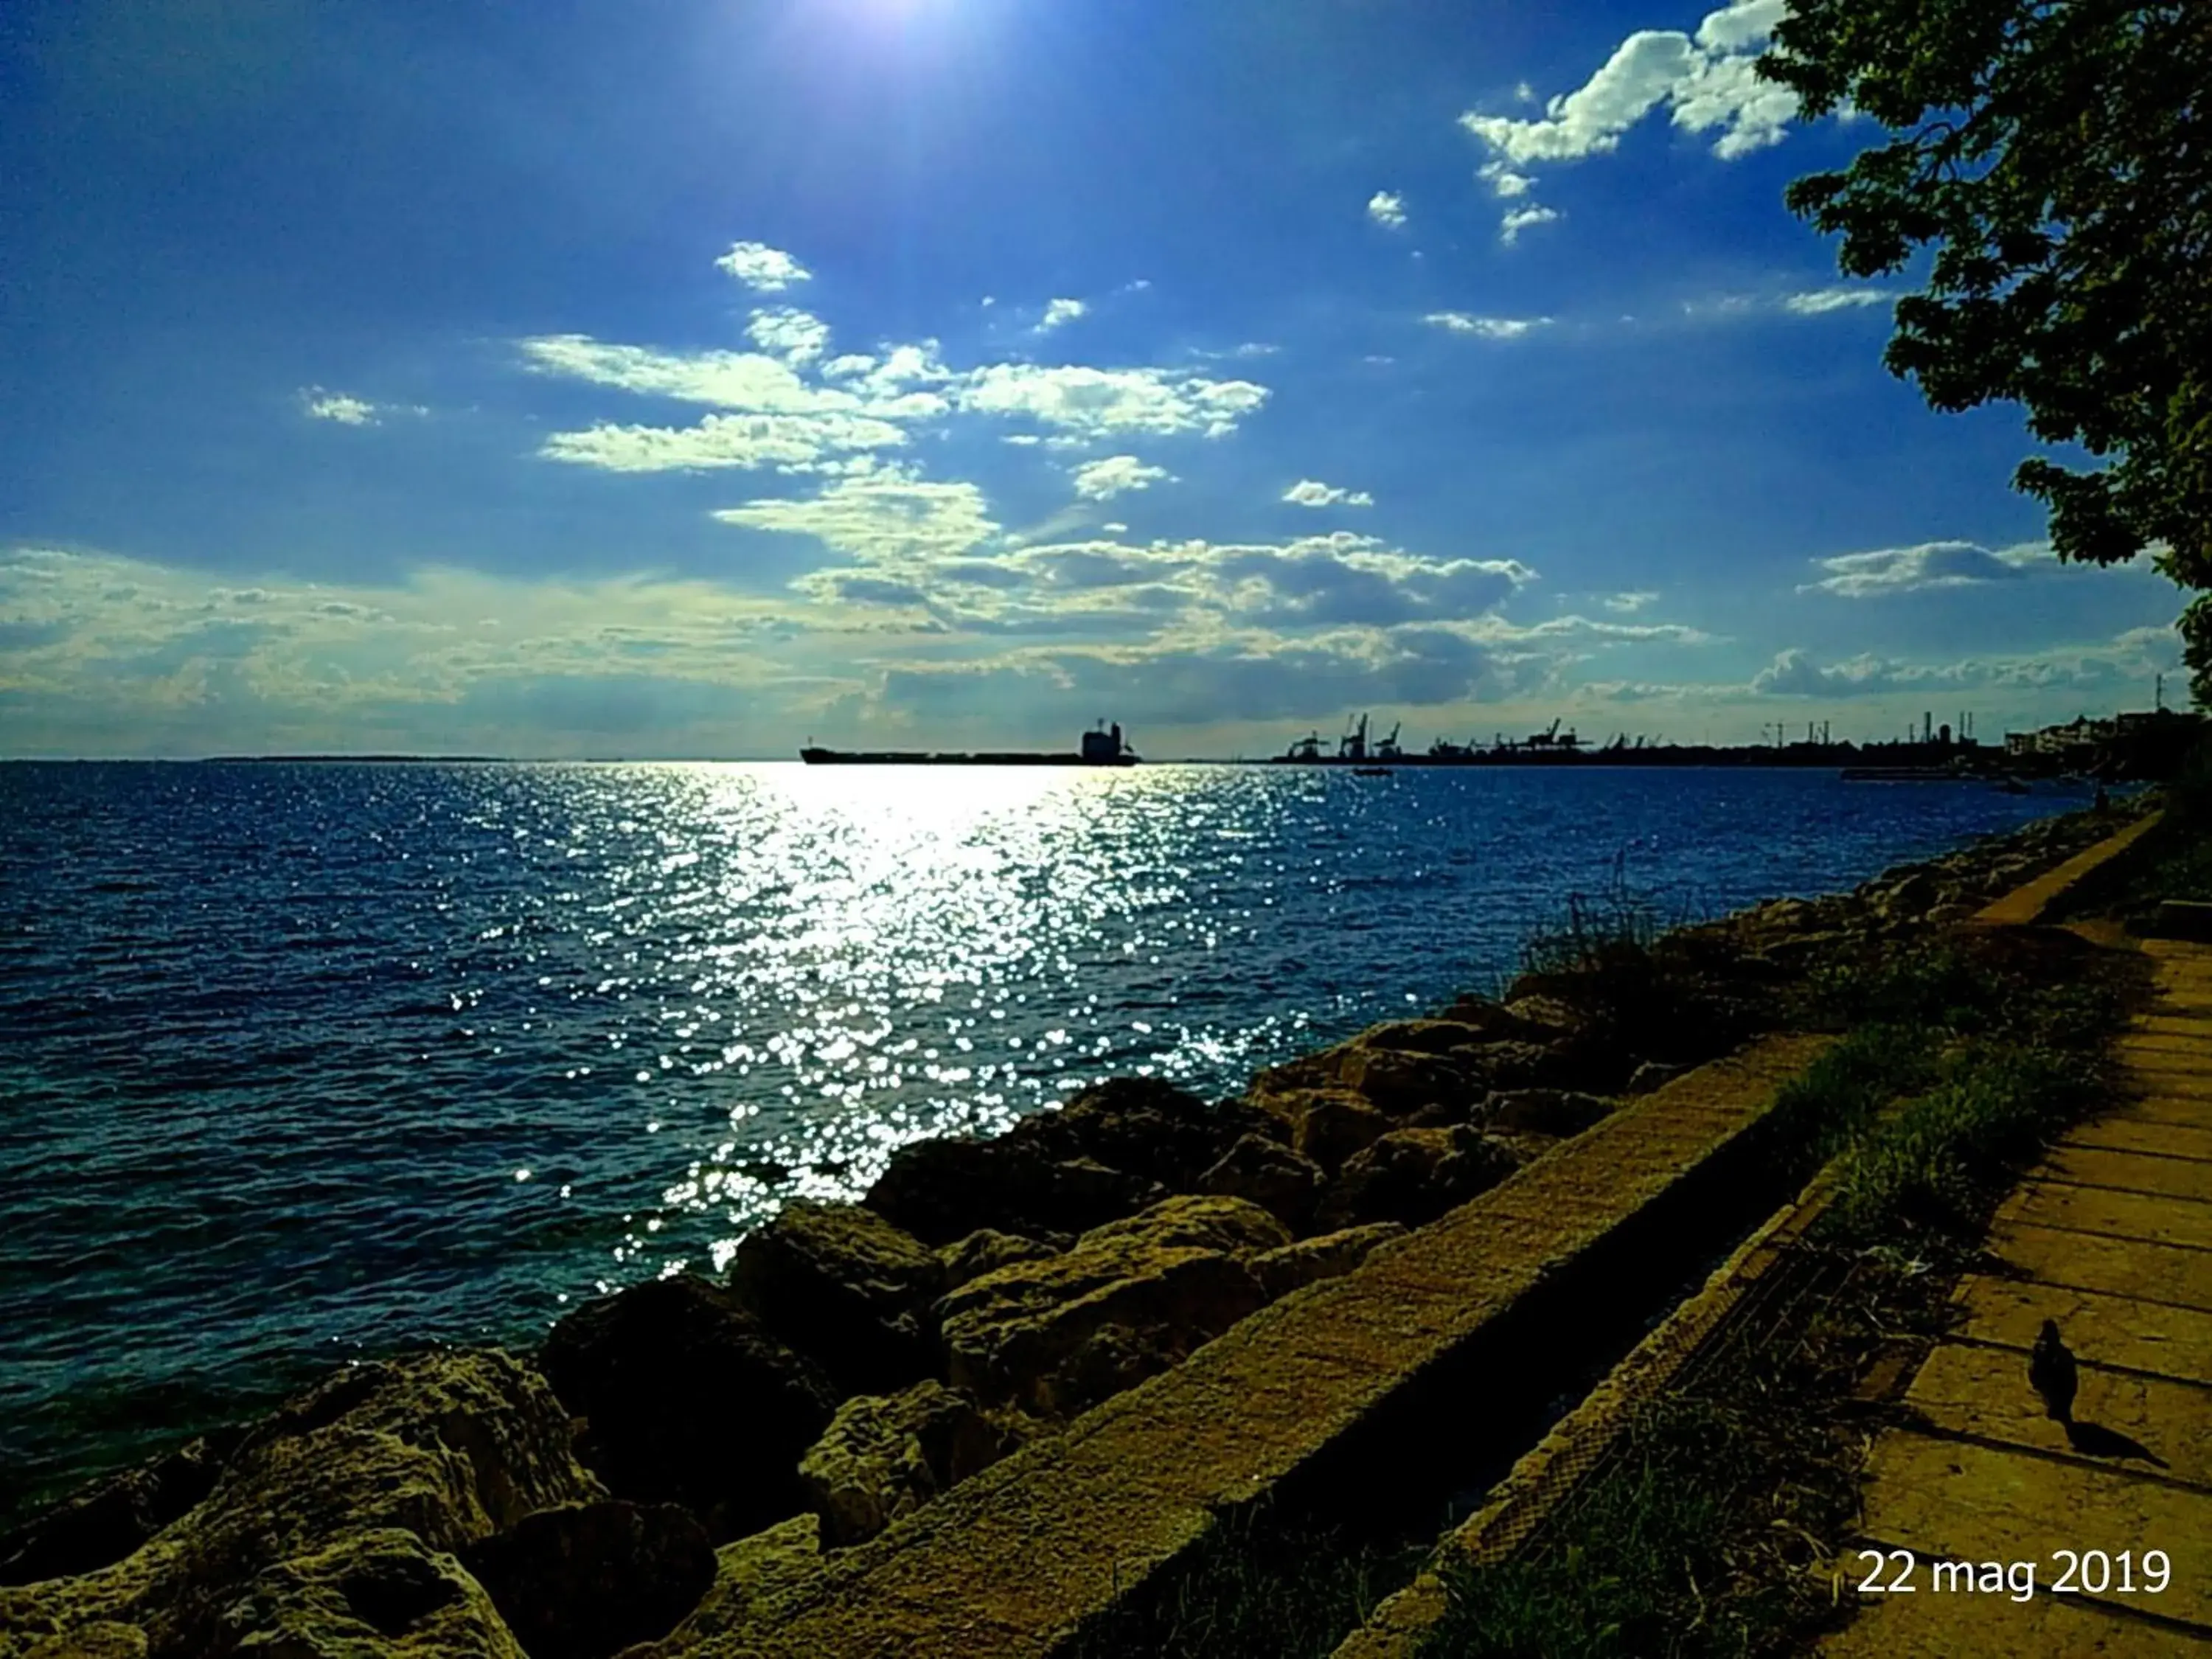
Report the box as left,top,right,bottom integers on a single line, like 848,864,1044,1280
937,1229,1056,1292
219,1349,606,1552
218,1526,526,1658
1484,1088,1615,1138
1251,1224,1408,1300
1752,897,1819,933
728,1200,942,1394
1005,1077,1284,1189
934,1206,1268,1416
863,1138,1164,1247
0,1351,602,1659
1195,1135,1322,1229
796,1382,1005,1546
1,1430,242,1585
1875,871,1940,919
21,1625,147,1659
1275,1088,1393,1171
1449,1039,1571,1090
1498,995,1587,1037
1352,1018,1506,1057
1436,997,1548,1040
1075,1194,1290,1257
459,1500,714,1659
1332,1044,1478,1116
1315,1127,1523,1231
539,1276,837,1541
636,1515,822,1658
1624,1060,1686,1095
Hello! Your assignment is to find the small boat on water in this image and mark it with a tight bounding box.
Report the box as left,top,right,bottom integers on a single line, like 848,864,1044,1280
801,721,1140,766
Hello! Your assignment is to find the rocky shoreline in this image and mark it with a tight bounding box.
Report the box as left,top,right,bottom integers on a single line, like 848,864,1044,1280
0,801,2144,1659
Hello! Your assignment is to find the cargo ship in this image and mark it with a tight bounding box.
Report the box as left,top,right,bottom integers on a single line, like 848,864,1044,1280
800,721,1140,765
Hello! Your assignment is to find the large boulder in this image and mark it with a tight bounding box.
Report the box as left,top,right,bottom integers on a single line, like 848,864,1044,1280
1196,1135,1323,1230
863,1138,1163,1248
728,1201,942,1394
0,1351,601,1658
216,1526,526,1658
0,1431,243,1586
1332,1045,1479,1117
934,1200,1271,1417
1315,1127,1523,1231
459,1500,714,1659
936,1229,1057,1292
796,1382,1006,1546
1271,1088,1393,1172
1448,1039,1573,1090
1074,1194,1290,1257
1251,1223,1408,1300
1351,1018,1509,1057
538,1276,837,1541
641,1514,823,1658
1004,1077,1285,1189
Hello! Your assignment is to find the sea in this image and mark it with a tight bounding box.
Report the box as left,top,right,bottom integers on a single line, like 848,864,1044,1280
0,759,2093,1514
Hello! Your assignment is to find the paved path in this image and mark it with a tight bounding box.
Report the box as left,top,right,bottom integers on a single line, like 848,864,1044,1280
1826,936,2212,1655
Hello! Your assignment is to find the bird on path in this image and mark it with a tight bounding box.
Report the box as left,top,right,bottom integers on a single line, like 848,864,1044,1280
2029,1319,2078,1424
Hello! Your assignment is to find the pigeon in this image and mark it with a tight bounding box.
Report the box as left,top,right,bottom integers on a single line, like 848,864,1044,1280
2029,1319,2078,1424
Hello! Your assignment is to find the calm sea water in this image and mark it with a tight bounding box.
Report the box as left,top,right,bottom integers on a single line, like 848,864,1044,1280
0,760,2090,1509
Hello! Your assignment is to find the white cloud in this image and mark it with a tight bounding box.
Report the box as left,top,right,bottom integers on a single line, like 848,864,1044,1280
302,389,379,426
521,335,855,413
1039,298,1088,332
539,412,911,474
1478,162,1535,198
714,241,813,293
1367,191,1408,229
1749,624,2180,700
1499,205,1563,245
1800,540,2057,597
714,468,997,566
957,363,1270,440
745,307,832,364
1603,590,1660,612
1425,312,1551,339
1459,0,1799,203
1783,286,1892,316
1283,479,1374,509
1071,455,1172,501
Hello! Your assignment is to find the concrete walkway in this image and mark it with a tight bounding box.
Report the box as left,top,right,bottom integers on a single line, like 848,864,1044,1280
1826,937,2212,1655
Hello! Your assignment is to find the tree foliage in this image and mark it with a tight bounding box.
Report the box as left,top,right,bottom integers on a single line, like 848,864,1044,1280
1758,2,2212,696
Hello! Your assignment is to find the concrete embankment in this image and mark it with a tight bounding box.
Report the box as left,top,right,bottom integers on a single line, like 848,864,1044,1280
694,1037,1829,1658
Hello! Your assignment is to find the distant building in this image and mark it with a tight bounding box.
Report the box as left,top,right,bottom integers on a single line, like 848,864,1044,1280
2002,707,2205,773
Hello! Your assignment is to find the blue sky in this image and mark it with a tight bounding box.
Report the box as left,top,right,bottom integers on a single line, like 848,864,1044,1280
0,0,2184,757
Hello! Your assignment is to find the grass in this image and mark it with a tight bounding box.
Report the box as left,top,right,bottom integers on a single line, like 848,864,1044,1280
1061,1505,1425,1659
1414,939,2138,1658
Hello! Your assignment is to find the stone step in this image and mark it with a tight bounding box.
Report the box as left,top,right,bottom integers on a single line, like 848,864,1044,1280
1856,1432,2212,1632
2043,1144,2212,1203
1952,1276,2212,1385
1991,1220,2212,1314
2000,1178,2212,1253
1824,1573,2211,1656
2065,1117,2212,1165
1903,1341,2212,1492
